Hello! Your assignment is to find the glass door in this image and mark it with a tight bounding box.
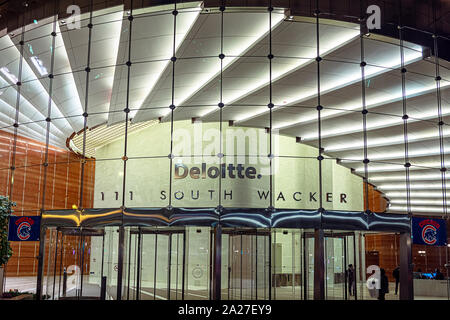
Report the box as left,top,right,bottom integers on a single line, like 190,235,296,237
126,227,185,300
222,228,270,300
272,229,303,300
324,236,345,300
303,231,357,300
44,227,106,300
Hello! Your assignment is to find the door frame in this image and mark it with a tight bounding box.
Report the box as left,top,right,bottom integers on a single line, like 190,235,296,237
128,226,186,300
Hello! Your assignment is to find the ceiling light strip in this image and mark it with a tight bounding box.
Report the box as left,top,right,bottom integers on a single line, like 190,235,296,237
388,205,446,213
234,40,423,126
5,33,74,135
162,8,286,122
198,13,334,120
325,128,450,152
275,81,447,132
300,100,450,142
127,5,202,122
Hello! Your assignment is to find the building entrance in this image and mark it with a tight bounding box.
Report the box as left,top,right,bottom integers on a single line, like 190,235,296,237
303,231,359,300
43,227,107,300
42,225,369,300
221,229,270,300
124,227,186,300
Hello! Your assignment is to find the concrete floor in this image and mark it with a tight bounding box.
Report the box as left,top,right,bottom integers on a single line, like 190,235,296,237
4,276,448,300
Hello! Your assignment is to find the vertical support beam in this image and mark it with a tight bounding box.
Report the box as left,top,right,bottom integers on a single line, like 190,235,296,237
314,228,325,300
36,225,47,300
212,225,222,300
399,232,414,300
116,226,125,300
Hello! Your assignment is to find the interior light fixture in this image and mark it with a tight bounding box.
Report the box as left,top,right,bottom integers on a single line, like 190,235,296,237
235,45,424,125
385,191,448,198
389,199,449,206
369,173,447,182
353,162,442,173
0,67,19,84
388,205,446,213
200,25,360,121
325,129,450,152
377,184,448,190
159,10,286,121
30,56,48,76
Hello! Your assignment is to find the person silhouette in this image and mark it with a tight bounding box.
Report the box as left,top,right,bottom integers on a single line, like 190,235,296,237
434,268,444,280
346,264,355,296
378,268,389,301
392,266,400,295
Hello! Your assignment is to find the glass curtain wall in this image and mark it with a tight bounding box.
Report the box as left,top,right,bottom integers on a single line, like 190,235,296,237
1,0,448,300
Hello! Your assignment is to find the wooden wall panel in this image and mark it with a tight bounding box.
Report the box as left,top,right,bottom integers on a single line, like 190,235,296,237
365,218,450,279
0,130,95,277
364,183,388,213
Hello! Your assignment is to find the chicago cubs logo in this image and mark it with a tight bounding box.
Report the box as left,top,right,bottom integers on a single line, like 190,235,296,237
422,225,437,245
17,221,32,240
418,219,441,246
15,217,35,241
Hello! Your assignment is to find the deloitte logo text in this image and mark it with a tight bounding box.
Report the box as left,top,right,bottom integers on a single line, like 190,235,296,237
174,163,262,180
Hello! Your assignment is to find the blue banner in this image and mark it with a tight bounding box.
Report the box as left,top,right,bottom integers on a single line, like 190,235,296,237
412,217,447,246
8,216,41,241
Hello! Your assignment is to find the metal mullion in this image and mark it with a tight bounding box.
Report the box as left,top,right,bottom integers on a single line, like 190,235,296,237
126,231,132,299
268,1,274,210
343,236,347,300
101,232,105,284
58,233,64,298
432,12,448,218
80,231,86,299
168,233,172,300
182,230,186,300
40,2,58,214
359,9,370,214
353,234,358,300
218,1,224,210
153,233,158,300
315,1,323,213
175,233,179,300
168,2,178,209
8,6,27,204
397,5,412,216
78,0,94,209
121,2,134,210
136,227,142,300
3,8,28,295
240,233,243,300
432,5,449,297
51,231,59,300
35,0,58,300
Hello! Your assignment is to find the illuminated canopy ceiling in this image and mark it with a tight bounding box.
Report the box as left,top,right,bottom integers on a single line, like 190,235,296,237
0,2,449,214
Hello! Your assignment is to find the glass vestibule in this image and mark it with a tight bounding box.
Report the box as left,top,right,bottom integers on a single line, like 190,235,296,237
123,226,212,300
42,225,367,300
43,226,118,300
303,231,366,300
123,227,186,300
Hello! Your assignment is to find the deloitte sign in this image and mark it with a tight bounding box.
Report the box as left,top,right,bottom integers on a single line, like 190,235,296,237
174,163,261,180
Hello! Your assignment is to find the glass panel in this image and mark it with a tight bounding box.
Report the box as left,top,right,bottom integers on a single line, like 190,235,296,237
169,232,185,300
272,228,303,300
185,226,211,300
221,228,270,300
324,236,345,300
304,233,315,300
